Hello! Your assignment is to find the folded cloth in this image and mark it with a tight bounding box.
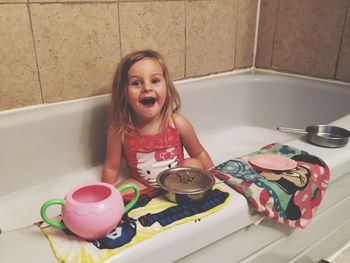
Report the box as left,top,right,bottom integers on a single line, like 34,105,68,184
211,143,329,228
39,185,230,263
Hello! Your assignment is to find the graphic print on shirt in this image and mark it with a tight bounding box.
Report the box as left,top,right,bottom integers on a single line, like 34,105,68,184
136,147,179,187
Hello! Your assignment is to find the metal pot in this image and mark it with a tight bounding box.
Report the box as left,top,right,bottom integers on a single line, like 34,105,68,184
156,167,215,204
277,125,350,148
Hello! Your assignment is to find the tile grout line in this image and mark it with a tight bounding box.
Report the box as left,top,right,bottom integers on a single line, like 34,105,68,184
234,0,240,69
117,1,122,58
26,2,45,104
184,1,187,79
333,0,350,79
252,0,261,69
270,0,280,69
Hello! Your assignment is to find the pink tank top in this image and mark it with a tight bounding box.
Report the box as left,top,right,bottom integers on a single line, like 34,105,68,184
123,125,184,187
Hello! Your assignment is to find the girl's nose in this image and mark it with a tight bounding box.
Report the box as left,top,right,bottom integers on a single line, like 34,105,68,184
142,82,153,92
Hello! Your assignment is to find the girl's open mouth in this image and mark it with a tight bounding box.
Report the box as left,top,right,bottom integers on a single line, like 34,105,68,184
140,97,156,107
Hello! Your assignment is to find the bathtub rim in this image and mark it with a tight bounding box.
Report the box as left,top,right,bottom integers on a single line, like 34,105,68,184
1,68,350,116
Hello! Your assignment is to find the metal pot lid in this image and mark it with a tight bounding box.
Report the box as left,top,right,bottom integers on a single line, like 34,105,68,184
157,167,215,194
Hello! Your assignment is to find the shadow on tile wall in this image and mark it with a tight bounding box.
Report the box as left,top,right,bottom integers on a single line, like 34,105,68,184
0,0,349,111
256,0,350,82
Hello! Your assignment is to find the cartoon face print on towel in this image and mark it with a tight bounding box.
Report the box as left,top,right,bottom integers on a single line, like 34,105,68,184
211,143,329,228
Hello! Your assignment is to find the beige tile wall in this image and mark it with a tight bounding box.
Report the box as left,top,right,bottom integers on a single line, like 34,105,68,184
0,0,256,111
119,1,185,79
236,0,257,68
337,5,350,82
1,0,349,111
31,3,120,103
256,0,350,82
0,4,42,109
186,0,237,77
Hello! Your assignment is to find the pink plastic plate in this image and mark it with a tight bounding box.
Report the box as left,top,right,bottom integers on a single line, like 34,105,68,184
248,154,297,171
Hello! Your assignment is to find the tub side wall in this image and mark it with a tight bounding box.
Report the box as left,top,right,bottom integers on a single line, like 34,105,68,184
0,96,109,196
241,75,350,128
179,73,350,134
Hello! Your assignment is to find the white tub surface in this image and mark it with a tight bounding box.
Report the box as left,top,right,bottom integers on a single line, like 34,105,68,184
1,70,350,263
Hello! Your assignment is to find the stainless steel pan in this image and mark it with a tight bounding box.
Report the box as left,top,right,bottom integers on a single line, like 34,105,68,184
277,125,350,148
157,167,215,204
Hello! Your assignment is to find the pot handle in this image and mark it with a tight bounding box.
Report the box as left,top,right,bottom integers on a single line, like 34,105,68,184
40,199,67,229
276,127,307,134
116,183,140,214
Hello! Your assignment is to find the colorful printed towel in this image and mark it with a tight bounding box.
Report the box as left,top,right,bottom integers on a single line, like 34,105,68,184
211,143,329,228
39,186,230,263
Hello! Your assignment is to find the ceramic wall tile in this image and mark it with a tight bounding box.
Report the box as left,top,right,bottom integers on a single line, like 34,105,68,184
119,1,185,80
186,0,238,77
0,0,26,3
28,0,115,2
0,4,41,110
271,0,348,79
31,3,120,103
336,6,350,82
235,0,257,68
255,0,278,68
120,0,182,1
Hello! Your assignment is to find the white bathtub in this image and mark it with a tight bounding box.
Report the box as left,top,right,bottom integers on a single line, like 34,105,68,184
1,70,350,263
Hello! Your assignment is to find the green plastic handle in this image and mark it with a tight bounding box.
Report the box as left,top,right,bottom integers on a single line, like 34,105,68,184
116,183,140,213
40,199,67,229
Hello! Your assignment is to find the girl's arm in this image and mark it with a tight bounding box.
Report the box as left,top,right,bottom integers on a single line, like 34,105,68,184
173,113,214,169
102,122,123,184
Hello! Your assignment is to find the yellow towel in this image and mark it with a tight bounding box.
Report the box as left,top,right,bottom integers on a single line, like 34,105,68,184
39,185,230,263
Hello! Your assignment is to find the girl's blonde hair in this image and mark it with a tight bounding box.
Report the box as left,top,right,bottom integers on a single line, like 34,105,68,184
109,50,181,139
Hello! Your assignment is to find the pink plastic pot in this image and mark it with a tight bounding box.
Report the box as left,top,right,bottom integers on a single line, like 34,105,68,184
40,182,139,240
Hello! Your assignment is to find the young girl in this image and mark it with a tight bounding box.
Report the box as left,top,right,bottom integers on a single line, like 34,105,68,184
102,50,214,193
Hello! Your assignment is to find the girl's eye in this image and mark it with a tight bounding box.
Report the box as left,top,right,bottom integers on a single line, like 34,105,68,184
151,79,160,84
131,80,141,86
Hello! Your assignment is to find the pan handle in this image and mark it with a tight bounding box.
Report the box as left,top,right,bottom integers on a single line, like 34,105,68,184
276,127,307,134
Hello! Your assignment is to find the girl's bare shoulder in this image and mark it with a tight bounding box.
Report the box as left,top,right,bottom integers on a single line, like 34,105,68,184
172,113,193,131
